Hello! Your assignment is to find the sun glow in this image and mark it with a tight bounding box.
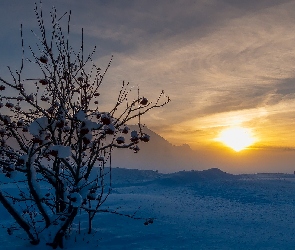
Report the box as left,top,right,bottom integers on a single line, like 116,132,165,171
216,127,256,152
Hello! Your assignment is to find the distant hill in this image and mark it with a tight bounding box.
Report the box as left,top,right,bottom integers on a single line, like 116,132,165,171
155,168,235,186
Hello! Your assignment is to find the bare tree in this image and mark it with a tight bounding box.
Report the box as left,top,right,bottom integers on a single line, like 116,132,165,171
0,3,169,248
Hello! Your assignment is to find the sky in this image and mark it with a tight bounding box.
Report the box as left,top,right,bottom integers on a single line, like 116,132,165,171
0,0,294,172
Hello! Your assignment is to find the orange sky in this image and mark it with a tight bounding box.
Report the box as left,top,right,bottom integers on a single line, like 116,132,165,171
0,0,294,172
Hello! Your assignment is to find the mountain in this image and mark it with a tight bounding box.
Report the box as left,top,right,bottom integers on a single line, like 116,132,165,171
112,125,207,173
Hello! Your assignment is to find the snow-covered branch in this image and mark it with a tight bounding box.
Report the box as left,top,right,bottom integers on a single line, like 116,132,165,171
0,2,169,248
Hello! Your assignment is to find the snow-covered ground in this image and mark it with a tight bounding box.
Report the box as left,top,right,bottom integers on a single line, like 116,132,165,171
1,168,295,249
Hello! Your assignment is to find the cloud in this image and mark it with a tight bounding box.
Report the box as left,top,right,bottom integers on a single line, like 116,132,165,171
1,0,294,149
90,1,295,131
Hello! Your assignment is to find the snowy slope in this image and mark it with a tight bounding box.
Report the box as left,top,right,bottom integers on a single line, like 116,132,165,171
1,168,295,249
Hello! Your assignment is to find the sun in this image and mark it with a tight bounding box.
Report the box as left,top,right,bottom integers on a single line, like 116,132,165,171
216,127,256,152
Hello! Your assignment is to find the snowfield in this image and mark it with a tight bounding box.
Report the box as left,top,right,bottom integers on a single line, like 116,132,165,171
1,167,295,249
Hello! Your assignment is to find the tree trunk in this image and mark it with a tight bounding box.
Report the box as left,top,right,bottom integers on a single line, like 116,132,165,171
47,207,78,249
0,192,39,245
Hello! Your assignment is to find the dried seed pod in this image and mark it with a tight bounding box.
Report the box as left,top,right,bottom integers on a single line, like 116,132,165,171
80,127,90,136
2,116,11,125
101,113,111,125
63,126,70,132
39,79,49,85
39,55,48,64
122,126,129,134
140,97,148,105
5,102,14,108
130,130,139,143
16,96,24,101
82,136,91,145
17,120,24,127
32,137,42,144
26,94,34,102
104,124,115,135
56,120,65,128
16,158,25,166
47,107,55,114
49,150,58,157
116,136,125,144
140,133,150,142
41,96,50,101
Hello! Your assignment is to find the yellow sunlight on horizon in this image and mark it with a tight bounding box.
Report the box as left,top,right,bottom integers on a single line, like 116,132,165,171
215,127,256,152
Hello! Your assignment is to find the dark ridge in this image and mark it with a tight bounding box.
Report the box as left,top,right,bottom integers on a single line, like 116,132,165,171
156,168,236,186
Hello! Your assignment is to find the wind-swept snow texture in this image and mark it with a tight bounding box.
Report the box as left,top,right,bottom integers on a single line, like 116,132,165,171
1,168,295,249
